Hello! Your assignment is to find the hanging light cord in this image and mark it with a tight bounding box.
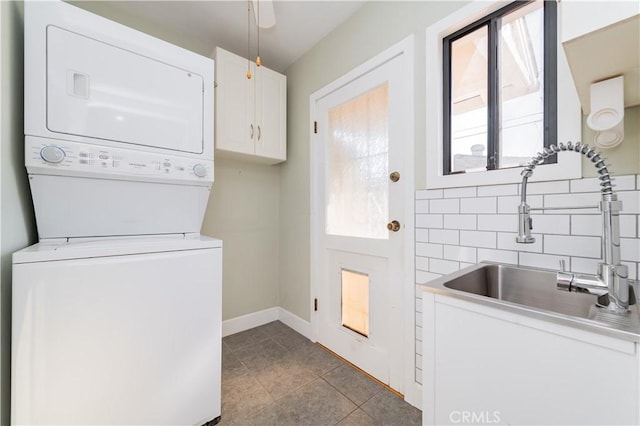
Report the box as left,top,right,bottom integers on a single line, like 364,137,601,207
246,0,252,79
256,0,261,67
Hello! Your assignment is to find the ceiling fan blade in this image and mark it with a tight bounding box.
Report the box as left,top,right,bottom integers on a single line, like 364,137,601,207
252,0,276,29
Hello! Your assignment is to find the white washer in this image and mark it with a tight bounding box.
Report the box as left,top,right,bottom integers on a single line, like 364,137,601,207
12,235,222,425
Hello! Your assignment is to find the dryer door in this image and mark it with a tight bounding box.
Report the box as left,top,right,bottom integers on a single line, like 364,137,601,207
46,26,204,154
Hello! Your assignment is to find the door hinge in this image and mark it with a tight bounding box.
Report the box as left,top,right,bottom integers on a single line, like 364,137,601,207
314,298,318,311
313,121,318,134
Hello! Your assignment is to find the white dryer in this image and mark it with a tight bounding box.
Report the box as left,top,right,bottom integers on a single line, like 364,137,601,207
12,1,222,425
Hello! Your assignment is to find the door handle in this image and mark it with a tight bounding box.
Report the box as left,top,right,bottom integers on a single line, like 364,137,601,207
250,124,254,139
389,171,400,182
387,220,401,232
257,125,261,141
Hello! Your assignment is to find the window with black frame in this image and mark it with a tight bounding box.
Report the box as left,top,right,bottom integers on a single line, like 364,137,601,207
443,0,557,175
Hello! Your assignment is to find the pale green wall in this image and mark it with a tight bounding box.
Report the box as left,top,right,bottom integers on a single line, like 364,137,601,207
581,106,640,177
1,2,37,424
201,158,280,320
280,1,468,321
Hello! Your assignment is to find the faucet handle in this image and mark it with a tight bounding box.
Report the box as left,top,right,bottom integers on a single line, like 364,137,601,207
559,260,566,272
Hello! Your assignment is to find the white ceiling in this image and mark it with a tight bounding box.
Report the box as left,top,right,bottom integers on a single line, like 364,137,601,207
104,1,367,72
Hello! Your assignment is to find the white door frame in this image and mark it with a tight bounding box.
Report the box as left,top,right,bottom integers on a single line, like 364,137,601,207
309,35,416,403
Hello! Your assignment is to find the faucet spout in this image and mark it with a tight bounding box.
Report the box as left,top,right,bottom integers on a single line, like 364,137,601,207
516,142,629,313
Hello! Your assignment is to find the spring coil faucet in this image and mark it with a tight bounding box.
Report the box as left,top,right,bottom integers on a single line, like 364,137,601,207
517,142,632,313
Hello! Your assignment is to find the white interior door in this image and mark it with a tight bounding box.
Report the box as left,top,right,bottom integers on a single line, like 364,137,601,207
314,54,405,387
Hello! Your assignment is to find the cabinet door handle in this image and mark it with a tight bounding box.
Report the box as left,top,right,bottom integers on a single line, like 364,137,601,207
250,124,254,139
257,126,261,141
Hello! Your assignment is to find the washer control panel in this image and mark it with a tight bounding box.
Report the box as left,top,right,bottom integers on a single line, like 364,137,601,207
26,137,212,184
40,145,66,163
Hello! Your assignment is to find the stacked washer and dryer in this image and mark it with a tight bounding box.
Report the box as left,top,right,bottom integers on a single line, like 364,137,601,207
12,1,222,425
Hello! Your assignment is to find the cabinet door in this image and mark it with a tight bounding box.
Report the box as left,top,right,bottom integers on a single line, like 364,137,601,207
215,48,254,155
255,66,286,162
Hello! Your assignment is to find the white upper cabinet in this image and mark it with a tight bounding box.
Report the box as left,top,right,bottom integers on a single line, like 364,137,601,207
214,47,286,164
561,1,639,114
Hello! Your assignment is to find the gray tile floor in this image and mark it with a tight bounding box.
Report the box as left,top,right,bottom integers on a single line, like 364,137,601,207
220,321,422,426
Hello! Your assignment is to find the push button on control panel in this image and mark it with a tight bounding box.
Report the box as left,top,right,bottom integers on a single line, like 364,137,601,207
40,146,66,164
192,163,207,178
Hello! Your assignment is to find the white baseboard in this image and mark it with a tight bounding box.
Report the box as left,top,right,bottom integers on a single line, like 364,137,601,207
222,307,279,337
222,306,311,339
277,307,312,340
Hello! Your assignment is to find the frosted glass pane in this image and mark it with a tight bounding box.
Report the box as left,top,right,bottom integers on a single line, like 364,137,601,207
341,269,369,337
326,83,389,239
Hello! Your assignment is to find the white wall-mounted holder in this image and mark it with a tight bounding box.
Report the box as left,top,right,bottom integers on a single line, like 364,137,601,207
587,76,625,149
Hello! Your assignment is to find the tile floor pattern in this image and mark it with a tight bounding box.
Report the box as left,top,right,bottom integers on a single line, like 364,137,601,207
220,321,422,426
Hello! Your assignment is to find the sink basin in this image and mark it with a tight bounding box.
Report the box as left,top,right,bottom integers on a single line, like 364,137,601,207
424,262,640,341
442,263,597,318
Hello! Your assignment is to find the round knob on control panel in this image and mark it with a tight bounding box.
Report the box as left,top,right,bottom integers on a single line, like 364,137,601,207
40,145,66,164
192,163,207,178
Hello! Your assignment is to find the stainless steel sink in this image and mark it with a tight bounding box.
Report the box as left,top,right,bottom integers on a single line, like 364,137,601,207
424,262,640,341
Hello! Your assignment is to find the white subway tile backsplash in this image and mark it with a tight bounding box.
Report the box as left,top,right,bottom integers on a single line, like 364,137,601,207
416,311,423,328
570,257,600,274
416,270,442,284
478,248,518,265
614,175,637,191
415,368,423,385
497,195,543,214
460,197,496,214
620,215,637,238
429,258,460,275
526,180,569,195
575,214,638,239
415,256,430,271
416,229,429,243
544,235,601,258
622,262,637,280
444,214,476,230
416,214,443,229
571,215,600,236
619,191,640,214
620,238,639,262
416,200,429,214
519,252,570,270
570,177,603,193
416,189,442,199
443,245,476,263
416,243,443,259
544,192,600,213
460,262,475,269
497,232,543,253
430,198,459,214
460,230,496,249
477,184,518,197
530,214,570,235
429,229,459,245
477,214,518,232
444,187,477,198
571,175,636,193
